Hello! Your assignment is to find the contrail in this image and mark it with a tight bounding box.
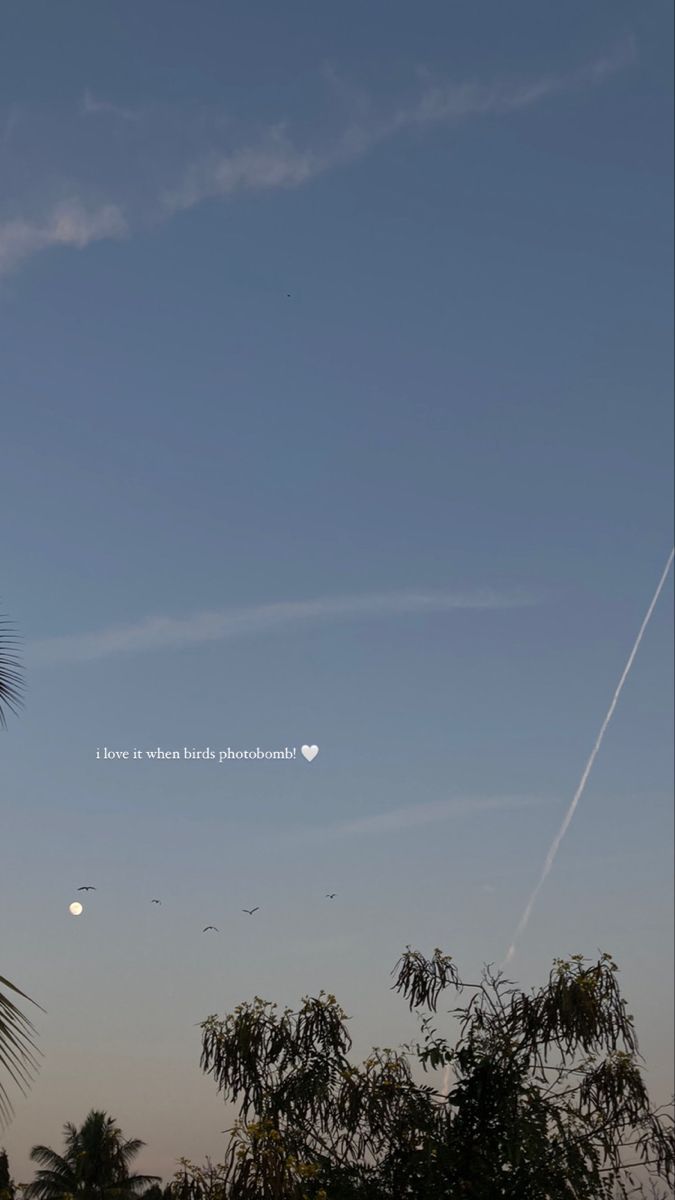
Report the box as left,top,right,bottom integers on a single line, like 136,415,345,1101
505,548,674,965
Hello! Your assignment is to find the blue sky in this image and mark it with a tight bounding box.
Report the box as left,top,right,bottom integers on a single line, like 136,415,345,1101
1,0,673,1181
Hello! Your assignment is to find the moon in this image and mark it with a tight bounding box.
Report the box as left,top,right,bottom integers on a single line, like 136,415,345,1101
69,901,83,916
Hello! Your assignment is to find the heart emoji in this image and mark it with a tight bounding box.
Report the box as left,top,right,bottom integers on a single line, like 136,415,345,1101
301,744,319,762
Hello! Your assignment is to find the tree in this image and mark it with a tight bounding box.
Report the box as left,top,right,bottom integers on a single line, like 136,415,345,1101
0,1149,15,1200
176,949,674,1199
139,1185,174,1200
25,1110,159,1200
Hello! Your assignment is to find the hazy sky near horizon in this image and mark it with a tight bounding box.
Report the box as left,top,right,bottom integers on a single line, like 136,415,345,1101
1,0,673,1182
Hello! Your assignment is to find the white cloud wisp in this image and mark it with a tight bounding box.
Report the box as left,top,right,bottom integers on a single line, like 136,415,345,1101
1,38,635,275
0,198,127,276
28,588,536,666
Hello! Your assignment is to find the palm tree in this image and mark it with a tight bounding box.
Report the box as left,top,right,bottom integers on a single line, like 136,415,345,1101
1,611,39,1130
25,1111,159,1200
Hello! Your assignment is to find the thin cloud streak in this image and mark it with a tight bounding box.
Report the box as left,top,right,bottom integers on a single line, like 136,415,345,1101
328,795,541,837
292,794,545,845
162,127,321,212
2,103,20,147
163,38,635,213
81,88,138,122
0,198,127,276
1,38,634,274
27,588,537,666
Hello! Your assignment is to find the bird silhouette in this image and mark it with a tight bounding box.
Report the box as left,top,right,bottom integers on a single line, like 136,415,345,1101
202,925,219,932
242,907,259,915
77,886,96,891
151,899,162,904
325,893,337,899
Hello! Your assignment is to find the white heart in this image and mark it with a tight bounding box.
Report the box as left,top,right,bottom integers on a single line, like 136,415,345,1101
301,744,319,762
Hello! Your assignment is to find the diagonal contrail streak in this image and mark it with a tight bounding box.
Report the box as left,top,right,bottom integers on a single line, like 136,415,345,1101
505,548,674,965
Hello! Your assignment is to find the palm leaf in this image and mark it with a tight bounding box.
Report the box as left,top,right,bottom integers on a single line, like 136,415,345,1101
0,612,24,729
0,611,38,1128
0,976,44,1129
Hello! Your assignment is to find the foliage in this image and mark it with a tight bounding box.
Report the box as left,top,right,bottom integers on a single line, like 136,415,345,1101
0,978,42,1131
173,950,674,1199
0,612,23,730
1,612,40,1132
0,1149,15,1200
24,1110,159,1200
139,1185,174,1200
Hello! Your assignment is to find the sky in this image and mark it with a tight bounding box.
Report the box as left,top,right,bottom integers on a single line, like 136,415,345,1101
1,0,673,1183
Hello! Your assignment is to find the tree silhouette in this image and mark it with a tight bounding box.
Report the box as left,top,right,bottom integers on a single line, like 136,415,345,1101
177,949,674,1198
25,1110,159,1200
0,1149,15,1200
139,1184,174,1200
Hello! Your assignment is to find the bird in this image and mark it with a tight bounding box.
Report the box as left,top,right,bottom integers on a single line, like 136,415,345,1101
77,886,96,891
151,899,162,904
242,907,259,915
202,925,219,932
325,893,337,899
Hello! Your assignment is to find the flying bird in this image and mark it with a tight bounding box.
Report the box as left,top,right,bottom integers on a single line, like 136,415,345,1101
151,899,162,904
242,907,259,915
202,925,219,932
325,893,337,899
77,886,96,891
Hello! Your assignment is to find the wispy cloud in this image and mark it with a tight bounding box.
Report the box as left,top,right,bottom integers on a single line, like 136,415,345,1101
81,88,138,122
163,37,636,213
298,795,543,842
394,34,635,123
2,38,635,275
2,104,20,147
27,588,536,666
163,125,322,212
0,198,127,276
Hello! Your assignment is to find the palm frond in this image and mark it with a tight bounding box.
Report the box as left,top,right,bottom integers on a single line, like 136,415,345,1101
120,1139,146,1161
0,976,44,1130
27,1147,69,1171
0,614,24,729
123,1174,162,1195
